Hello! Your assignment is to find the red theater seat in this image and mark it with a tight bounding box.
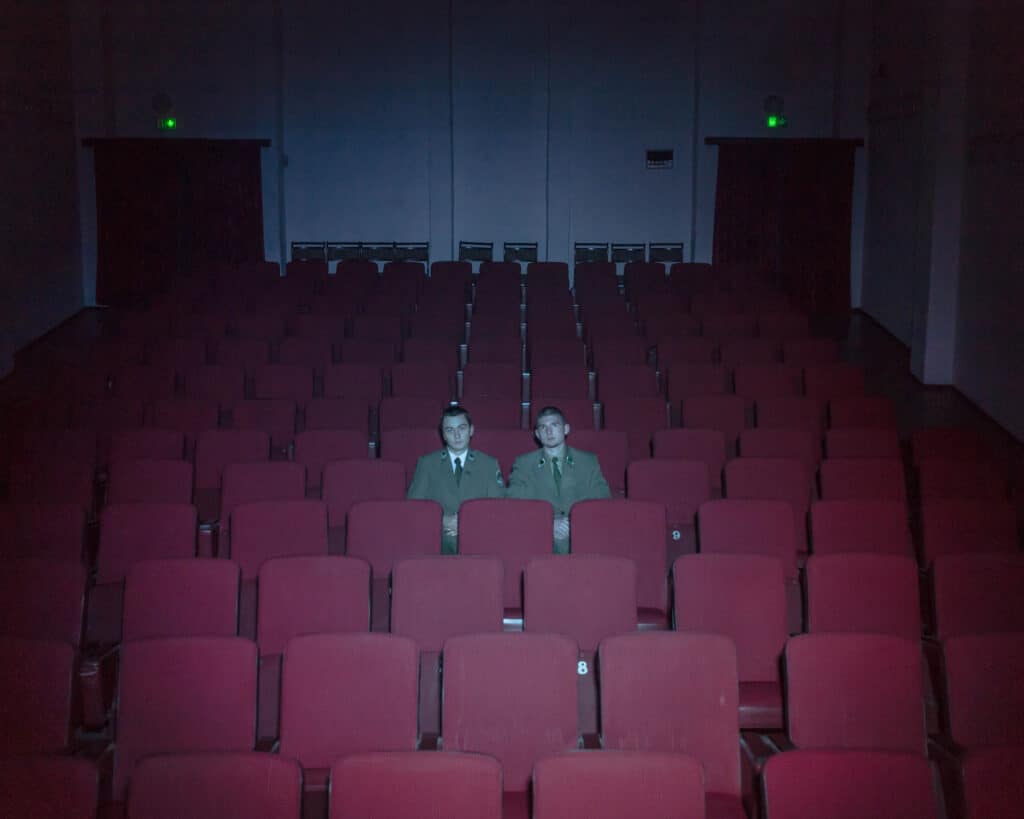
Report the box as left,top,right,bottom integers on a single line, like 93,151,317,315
673,554,787,731
127,752,301,819
330,752,502,819
598,632,744,819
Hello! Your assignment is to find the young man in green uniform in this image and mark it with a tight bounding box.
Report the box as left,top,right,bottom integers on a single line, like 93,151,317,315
506,405,611,553
406,404,506,553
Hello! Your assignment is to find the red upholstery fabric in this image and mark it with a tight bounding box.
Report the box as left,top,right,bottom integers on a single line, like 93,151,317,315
682,396,747,452
0,755,97,819
230,399,297,451
322,363,384,401
920,499,1018,561
785,633,926,754
598,632,741,799
601,397,669,460
809,500,913,556
303,398,371,432
806,554,920,639
469,428,536,479
181,365,245,405
378,428,444,483
0,559,86,646
151,395,222,448
524,556,637,652
109,429,185,463
231,495,327,577
533,750,705,819
660,338,718,367
0,503,87,562
106,459,193,505
725,456,813,554
259,360,320,397
761,749,938,819
330,751,502,819
943,633,1024,748
322,460,406,531
220,461,303,519
596,365,661,400
214,338,271,374
698,499,799,579
195,430,269,492
127,752,301,819
7,456,94,508
911,426,997,463
740,428,821,474
292,429,367,490
702,312,757,339
626,459,712,534
462,362,523,400
278,634,418,770
917,456,1008,500
758,311,810,338
570,499,668,616
379,396,448,432
113,636,257,799
673,554,786,730
733,362,799,400
960,746,1024,819
96,503,197,583
781,337,840,366
653,428,727,491
111,364,176,400
755,396,826,436
391,556,503,653
390,361,455,402
257,556,370,655
828,395,897,428
825,427,901,459
441,633,579,792
530,366,590,400
458,499,553,610
563,430,628,495
818,457,906,502
0,638,75,753
346,499,443,577
802,363,866,400
932,553,1024,640
122,559,239,641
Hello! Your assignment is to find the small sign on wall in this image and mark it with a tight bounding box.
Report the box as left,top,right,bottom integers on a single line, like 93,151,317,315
646,149,674,169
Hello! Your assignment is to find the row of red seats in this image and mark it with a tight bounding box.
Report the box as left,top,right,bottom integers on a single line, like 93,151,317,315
8,547,1022,692
4,628,1019,818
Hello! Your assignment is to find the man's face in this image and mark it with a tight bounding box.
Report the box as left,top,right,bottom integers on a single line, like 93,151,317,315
535,414,569,450
442,414,473,454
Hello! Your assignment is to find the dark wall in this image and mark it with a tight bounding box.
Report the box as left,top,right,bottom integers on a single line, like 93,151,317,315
70,0,869,301
955,1,1024,439
0,0,82,375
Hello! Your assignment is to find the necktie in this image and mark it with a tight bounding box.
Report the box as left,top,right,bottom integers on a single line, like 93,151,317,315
454,456,463,485
551,455,562,494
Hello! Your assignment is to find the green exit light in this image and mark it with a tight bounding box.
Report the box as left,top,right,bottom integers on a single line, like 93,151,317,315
158,117,177,130
766,114,787,129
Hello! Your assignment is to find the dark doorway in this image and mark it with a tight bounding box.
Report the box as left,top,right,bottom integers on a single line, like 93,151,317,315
708,138,861,316
86,138,268,306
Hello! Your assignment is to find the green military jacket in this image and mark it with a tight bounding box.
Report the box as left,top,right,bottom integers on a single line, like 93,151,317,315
407,448,506,553
505,445,611,519
406,448,506,515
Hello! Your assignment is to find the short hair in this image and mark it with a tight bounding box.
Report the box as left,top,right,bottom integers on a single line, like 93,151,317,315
440,404,473,428
534,406,566,426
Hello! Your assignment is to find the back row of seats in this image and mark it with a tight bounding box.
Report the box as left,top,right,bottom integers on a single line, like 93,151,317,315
4,627,1020,818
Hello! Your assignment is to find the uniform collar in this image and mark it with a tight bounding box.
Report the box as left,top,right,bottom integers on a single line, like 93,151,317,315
536,446,575,467
442,448,475,462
